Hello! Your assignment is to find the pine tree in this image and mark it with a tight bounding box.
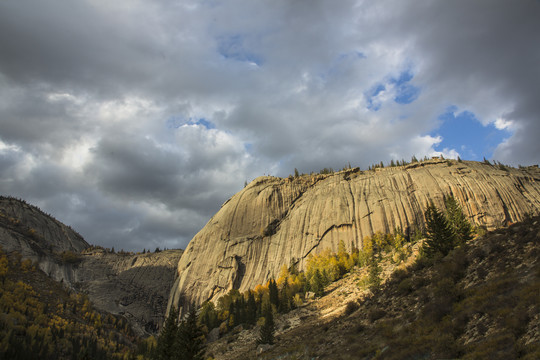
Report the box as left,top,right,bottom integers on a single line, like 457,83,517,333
235,297,246,325
268,279,279,308
423,201,456,257
178,304,205,360
153,307,179,360
367,255,382,292
199,301,218,330
445,195,473,247
311,269,325,297
258,303,275,345
0,252,8,285
246,291,257,326
278,281,290,313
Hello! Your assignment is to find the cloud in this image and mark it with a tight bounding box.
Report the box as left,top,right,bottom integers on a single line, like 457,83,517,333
0,0,538,250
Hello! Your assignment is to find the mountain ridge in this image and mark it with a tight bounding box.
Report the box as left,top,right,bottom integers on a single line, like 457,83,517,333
0,196,183,336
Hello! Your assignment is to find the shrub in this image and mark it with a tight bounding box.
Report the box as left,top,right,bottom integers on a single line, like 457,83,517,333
345,300,359,315
368,308,386,323
409,255,428,272
391,268,409,283
397,278,414,295
60,251,82,264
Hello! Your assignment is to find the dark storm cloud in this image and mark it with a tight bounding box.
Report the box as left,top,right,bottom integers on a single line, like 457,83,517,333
88,136,183,201
0,0,538,251
0,1,162,96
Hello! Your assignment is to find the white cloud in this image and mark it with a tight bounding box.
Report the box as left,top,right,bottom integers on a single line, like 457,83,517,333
494,117,514,131
0,0,538,250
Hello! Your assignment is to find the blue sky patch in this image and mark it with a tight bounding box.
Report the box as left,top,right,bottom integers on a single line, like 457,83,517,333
190,118,215,129
217,35,263,66
365,69,420,109
432,106,511,160
365,83,386,111
393,83,419,104
166,116,216,129
391,70,419,104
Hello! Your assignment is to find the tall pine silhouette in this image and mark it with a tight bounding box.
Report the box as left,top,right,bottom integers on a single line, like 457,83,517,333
423,201,456,257
445,195,473,246
258,302,275,345
178,303,205,360
153,307,179,360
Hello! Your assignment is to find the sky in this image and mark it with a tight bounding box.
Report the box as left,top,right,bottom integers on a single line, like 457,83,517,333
1,0,539,251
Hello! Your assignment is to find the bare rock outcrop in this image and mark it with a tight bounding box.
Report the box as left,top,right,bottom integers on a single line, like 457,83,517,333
169,160,540,312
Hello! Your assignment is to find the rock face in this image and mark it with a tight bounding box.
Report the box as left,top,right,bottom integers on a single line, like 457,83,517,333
74,249,183,335
0,196,183,335
0,196,89,282
169,160,540,312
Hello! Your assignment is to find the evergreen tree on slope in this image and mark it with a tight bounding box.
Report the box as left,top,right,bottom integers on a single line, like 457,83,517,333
258,303,275,345
153,307,179,360
423,201,456,257
445,195,473,246
178,304,205,360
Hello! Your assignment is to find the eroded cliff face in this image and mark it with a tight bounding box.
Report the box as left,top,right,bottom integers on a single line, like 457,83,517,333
169,160,540,312
74,249,183,335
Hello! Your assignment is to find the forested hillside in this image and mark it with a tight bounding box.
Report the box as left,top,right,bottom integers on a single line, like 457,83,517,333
0,247,153,359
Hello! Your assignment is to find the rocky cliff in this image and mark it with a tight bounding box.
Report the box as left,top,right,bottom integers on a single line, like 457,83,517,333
0,196,183,335
0,196,89,282
169,160,540,312
74,248,183,335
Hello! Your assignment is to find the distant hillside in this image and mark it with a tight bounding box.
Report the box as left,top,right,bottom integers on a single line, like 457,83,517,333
0,196,183,336
169,159,540,313
205,215,540,359
0,196,89,280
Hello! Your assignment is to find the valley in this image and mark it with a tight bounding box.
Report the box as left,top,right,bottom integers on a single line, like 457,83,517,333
0,159,539,359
